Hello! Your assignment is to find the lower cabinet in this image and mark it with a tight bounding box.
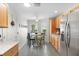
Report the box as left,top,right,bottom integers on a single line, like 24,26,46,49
50,34,60,52
3,44,18,56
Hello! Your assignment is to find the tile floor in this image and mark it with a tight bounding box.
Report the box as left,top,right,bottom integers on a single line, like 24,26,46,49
19,42,59,56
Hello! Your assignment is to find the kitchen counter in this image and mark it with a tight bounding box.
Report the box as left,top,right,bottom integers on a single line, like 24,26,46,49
0,41,19,56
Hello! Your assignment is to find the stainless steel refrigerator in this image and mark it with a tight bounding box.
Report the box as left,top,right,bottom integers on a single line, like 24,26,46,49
60,11,79,56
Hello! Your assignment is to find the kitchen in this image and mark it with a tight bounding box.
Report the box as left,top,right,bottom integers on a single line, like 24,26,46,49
0,3,79,56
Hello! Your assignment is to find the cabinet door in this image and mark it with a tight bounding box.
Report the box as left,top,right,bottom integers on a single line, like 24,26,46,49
2,4,8,28
56,17,61,28
3,44,18,56
0,4,8,28
0,5,3,27
52,19,57,33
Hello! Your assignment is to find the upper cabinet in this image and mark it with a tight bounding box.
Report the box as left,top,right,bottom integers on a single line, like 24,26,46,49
55,16,61,28
50,16,61,33
0,4,8,28
51,19,57,33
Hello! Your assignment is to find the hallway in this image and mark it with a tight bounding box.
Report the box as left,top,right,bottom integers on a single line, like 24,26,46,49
19,42,59,56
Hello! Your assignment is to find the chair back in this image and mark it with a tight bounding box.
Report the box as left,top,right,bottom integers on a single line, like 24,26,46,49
27,33,31,40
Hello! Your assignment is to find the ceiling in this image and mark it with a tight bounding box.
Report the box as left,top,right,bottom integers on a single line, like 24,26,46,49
8,3,77,20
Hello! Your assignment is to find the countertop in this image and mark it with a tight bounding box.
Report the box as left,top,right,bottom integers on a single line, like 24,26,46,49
0,41,19,55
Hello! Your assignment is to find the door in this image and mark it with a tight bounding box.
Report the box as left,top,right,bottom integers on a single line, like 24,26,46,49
60,11,79,56
68,11,79,56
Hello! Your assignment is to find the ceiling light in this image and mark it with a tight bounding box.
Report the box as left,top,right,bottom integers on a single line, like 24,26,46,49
54,10,58,13
35,19,39,22
24,3,31,7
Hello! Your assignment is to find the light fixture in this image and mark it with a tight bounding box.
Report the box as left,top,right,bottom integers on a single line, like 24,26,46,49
54,10,58,13
24,3,31,7
35,19,39,22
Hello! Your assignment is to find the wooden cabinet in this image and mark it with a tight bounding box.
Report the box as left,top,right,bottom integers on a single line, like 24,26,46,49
55,17,60,28
54,35,60,52
49,16,61,52
3,44,18,56
50,17,60,33
0,4,8,28
50,35,60,52
51,19,57,33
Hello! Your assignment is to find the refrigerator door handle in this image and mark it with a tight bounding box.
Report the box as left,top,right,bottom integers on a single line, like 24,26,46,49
67,23,71,48
65,22,71,47
64,20,71,55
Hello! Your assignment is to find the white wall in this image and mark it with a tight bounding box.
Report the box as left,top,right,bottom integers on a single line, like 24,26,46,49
0,5,28,50
0,6,17,42
16,14,28,49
